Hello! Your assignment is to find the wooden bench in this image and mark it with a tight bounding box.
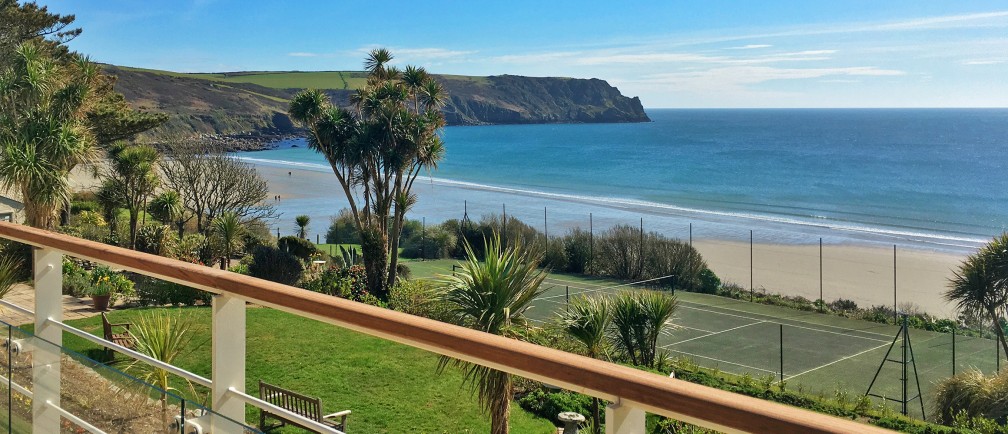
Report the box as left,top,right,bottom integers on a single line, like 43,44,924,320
259,380,350,433
100,312,134,358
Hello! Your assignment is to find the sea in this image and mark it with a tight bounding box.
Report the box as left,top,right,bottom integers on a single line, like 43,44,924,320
237,109,1008,254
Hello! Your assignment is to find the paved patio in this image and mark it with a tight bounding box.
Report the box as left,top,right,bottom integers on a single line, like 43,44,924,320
1,283,102,327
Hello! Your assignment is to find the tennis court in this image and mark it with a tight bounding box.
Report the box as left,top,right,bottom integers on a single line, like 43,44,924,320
412,260,1005,418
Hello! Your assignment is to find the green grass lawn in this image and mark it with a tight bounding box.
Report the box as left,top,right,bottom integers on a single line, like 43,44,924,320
62,307,556,434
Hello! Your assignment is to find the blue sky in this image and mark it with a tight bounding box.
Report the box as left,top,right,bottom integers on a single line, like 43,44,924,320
38,0,1008,108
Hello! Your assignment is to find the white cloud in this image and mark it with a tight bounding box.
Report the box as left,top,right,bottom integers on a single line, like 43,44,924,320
288,52,318,57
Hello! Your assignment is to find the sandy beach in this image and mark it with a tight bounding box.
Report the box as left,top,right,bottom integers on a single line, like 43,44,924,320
67,159,971,319
251,162,970,318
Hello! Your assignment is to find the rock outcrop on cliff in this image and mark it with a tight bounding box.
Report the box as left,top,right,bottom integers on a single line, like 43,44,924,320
104,65,650,139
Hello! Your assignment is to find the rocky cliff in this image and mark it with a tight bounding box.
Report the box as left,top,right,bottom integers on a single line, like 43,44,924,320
104,65,650,139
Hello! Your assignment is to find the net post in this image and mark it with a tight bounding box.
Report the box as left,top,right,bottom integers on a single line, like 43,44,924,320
779,324,784,384
819,237,823,312
749,229,754,302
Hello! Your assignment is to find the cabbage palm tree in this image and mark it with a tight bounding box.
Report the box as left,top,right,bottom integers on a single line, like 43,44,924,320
558,295,612,434
440,234,548,434
103,142,160,249
947,233,1008,357
0,42,98,229
213,212,244,269
148,190,186,238
294,214,310,239
289,48,447,300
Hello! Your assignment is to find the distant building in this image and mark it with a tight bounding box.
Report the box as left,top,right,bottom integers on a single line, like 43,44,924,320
0,195,24,223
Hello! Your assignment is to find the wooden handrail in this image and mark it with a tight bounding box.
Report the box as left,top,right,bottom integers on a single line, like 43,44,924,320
0,221,893,434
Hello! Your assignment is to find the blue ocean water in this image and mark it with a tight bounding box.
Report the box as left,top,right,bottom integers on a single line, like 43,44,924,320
239,109,1008,253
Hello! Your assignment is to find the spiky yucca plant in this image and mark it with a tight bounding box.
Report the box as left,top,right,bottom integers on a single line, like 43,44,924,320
609,290,678,368
125,310,202,418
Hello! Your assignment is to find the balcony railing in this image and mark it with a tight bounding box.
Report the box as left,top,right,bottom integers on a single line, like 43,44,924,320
0,221,894,433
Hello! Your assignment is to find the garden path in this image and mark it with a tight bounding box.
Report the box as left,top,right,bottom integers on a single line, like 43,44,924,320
1,283,99,326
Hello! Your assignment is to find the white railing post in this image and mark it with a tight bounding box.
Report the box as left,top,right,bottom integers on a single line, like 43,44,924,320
32,247,62,434
605,400,645,434
211,294,246,432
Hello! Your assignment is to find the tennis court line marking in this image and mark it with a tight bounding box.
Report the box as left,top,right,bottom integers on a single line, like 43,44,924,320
540,277,897,341
663,320,766,347
678,303,891,343
784,341,892,381
666,349,778,375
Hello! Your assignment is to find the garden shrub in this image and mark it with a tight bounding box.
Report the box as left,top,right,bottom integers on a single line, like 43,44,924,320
248,245,303,286
299,265,374,303
542,236,567,271
70,200,99,214
135,224,177,256
62,259,91,297
399,225,457,259
516,389,592,424
388,279,452,322
697,267,721,294
278,236,317,262
933,369,1008,426
562,228,592,273
89,265,135,304
325,209,359,244
134,275,211,307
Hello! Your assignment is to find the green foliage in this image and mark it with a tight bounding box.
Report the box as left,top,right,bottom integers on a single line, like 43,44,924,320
62,258,91,297
400,223,458,259
516,388,592,423
133,276,211,307
294,214,310,239
277,235,317,262
333,245,362,269
325,209,359,244
609,290,678,368
563,228,593,273
388,279,452,322
87,265,135,305
947,233,1008,357
300,264,375,303
124,310,204,407
0,252,23,300
135,224,177,256
248,245,303,286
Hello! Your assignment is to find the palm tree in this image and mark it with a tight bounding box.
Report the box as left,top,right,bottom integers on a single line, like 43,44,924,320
0,42,98,229
96,179,123,240
213,212,244,269
295,214,310,239
610,290,678,368
947,233,1008,357
148,190,186,238
289,48,447,301
103,142,160,249
440,233,548,434
558,295,612,434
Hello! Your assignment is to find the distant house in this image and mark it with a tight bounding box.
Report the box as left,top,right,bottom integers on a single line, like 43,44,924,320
0,195,24,223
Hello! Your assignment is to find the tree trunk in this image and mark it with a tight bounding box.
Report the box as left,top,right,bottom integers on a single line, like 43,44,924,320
359,224,389,300
591,397,601,434
988,308,1008,359
490,371,511,434
176,220,185,239
129,210,139,249
386,210,404,290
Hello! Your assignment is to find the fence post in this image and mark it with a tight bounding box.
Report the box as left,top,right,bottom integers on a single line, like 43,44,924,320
952,329,956,376
750,230,754,302
780,324,784,384
211,294,246,433
32,247,62,434
893,244,897,324
819,237,823,312
605,401,645,434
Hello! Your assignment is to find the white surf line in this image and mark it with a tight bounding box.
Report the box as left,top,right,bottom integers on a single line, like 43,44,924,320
678,301,892,341
663,320,767,348
538,273,678,301
666,349,778,375
784,341,893,381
